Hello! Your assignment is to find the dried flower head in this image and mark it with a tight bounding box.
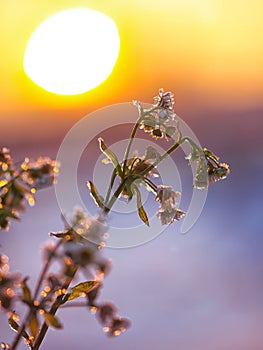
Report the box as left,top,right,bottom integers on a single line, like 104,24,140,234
97,302,117,324
153,88,175,111
21,157,59,189
156,185,179,205
0,148,11,167
69,209,108,246
156,185,185,225
104,317,131,337
208,162,230,184
0,255,21,311
157,207,185,225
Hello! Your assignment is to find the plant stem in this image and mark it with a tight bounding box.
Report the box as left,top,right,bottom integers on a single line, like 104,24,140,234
10,240,63,350
140,140,182,177
122,117,142,175
32,266,78,350
104,178,127,214
104,169,117,205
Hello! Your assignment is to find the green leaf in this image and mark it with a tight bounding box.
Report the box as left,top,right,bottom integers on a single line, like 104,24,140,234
134,186,149,226
28,311,39,339
98,138,123,176
43,312,62,329
8,314,31,342
87,181,104,208
63,281,100,303
21,278,32,305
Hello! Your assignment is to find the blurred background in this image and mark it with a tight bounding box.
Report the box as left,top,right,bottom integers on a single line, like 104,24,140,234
0,0,263,349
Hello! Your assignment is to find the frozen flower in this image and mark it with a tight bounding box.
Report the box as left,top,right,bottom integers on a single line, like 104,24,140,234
21,157,59,189
155,185,185,225
208,162,230,184
97,302,117,324
157,207,185,225
190,147,230,189
153,88,175,111
0,255,21,311
105,317,131,337
156,185,179,205
63,241,95,267
69,208,108,247
138,89,177,140
0,147,11,167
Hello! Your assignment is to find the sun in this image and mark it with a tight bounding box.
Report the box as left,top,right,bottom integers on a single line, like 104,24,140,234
23,8,120,95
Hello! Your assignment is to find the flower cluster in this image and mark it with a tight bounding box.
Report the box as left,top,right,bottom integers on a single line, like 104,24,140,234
156,185,185,225
89,89,230,228
153,88,175,111
0,254,21,312
186,146,230,189
87,292,131,337
0,149,59,230
135,88,177,140
21,157,59,189
0,88,230,349
1,208,130,348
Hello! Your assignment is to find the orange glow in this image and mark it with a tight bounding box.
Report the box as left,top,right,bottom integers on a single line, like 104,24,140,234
0,0,262,132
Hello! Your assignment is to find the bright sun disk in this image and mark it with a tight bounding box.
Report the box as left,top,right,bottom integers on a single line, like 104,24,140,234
23,8,120,95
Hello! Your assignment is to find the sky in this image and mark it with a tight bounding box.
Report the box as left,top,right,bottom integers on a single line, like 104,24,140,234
0,1,263,349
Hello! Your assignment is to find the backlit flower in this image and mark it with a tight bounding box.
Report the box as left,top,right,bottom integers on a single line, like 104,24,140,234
153,88,175,111
156,185,185,225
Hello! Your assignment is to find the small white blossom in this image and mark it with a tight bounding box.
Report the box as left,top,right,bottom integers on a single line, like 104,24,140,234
155,185,185,225
70,208,108,246
153,88,175,111
156,185,179,205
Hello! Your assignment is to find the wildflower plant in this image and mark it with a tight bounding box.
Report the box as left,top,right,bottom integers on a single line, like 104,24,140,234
0,89,230,349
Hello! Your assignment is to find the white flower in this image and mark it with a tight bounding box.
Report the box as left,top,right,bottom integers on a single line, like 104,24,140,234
153,88,175,111
155,185,185,225
70,208,108,246
156,185,179,205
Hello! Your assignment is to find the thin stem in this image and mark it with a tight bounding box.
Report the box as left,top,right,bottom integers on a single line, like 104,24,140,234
10,240,63,350
122,117,142,175
142,177,158,194
140,140,182,177
33,240,63,300
104,178,127,214
104,169,117,205
122,105,159,175
32,266,78,350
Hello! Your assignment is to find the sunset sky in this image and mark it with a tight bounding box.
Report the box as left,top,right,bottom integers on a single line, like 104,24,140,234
0,0,262,138
0,1,262,349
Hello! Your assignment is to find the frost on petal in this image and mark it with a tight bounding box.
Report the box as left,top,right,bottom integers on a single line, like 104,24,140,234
69,208,108,246
156,185,179,205
153,88,175,111
157,206,185,225
155,185,184,225
208,162,230,184
0,256,21,312
22,157,59,189
105,317,131,337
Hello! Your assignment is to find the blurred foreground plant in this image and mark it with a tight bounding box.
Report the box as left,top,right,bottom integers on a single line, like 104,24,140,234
0,89,230,349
